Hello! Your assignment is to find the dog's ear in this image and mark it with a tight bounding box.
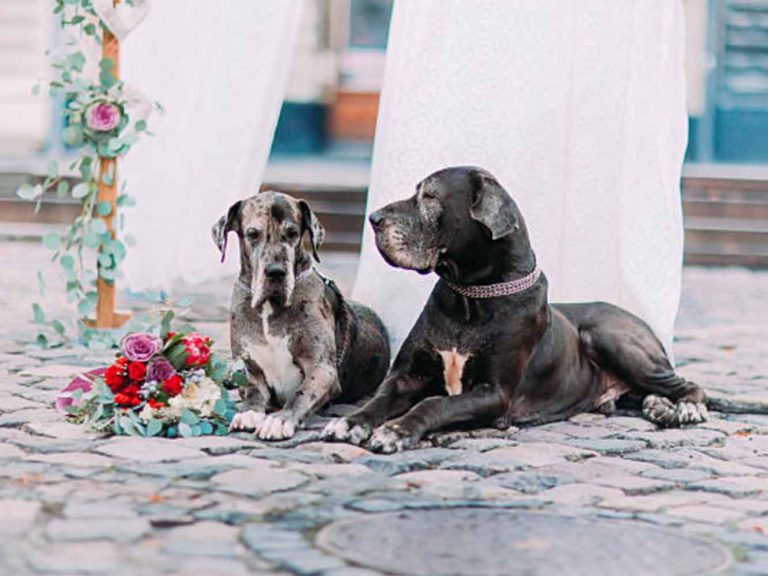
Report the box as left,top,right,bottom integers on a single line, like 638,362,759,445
469,171,518,240
211,201,242,263
298,200,325,262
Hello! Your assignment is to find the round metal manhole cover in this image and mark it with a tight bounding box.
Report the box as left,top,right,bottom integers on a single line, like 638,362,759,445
316,509,731,576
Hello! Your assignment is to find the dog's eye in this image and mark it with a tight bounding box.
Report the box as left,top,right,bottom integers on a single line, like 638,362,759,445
245,228,261,241
421,190,436,201
285,227,300,241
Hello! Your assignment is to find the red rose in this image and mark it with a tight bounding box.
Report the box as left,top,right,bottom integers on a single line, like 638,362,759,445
123,384,140,396
164,331,176,341
128,361,147,382
162,375,183,397
104,357,129,392
114,392,140,407
104,366,122,391
148,398,166,409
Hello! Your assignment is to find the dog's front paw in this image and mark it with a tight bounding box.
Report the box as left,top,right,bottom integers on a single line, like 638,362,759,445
322,417,372,445
254,411,297,440
642,395,708,428
229,410,266,432
673,400,709,426
368,424,417,454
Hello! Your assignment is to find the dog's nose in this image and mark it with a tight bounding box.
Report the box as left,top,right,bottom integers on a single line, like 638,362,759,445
264,263,287,280
369,210,386,230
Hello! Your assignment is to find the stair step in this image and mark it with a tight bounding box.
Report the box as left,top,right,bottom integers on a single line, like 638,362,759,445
684,215,768,234
0,222,66,242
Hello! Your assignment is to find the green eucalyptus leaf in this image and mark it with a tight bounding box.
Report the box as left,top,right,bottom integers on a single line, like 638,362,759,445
47,160,58,179
160,310,174,339
32,303,45,324
119,415,137,436
77,297,95,317
71,182,89,199
98,267,116,282
146,418,163,437
110,240,126,263
179,409,199,426
199,421,214,435
79,156,93,179
63,125,84,147
56,180,70,197
178,422,193,438
51,319,66,336
89,219,108,235
36,333,49,349
42,233,60,250
213,398,228,418
116,195,135,208
67,51,86,72
60,254,75,270
97,201,112,216
83,232,100,249
98,253,113,268
18,182,43,200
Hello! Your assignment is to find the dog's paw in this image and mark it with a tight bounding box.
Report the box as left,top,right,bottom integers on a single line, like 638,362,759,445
254,412,297,441
642,395,708,428
368,424,417,454
322,417,372,445
674,400,709,426
229,410,266,432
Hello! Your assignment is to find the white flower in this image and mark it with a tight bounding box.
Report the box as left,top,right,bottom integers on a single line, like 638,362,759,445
181,376,221,418
168,395,189,419
138,403,155,423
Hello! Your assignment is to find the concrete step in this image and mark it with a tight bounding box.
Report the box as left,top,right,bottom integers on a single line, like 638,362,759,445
4,162,768,268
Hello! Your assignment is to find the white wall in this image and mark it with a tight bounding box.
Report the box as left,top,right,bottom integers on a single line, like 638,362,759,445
0,0,51,156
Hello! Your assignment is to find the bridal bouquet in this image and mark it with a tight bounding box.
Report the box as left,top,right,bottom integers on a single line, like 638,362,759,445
60,329,238,437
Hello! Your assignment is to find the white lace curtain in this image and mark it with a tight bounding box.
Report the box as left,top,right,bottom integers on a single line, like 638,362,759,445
353,0,688,357
122,0,302,288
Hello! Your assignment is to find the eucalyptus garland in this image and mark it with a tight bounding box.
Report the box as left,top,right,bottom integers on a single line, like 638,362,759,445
17,0,157,348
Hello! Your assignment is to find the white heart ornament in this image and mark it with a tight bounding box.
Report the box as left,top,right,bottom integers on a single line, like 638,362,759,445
92,0,150,42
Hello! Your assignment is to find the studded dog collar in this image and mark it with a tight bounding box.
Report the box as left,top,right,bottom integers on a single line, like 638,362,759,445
444,265,542,299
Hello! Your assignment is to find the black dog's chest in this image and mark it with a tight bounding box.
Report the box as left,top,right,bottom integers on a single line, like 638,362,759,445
416,331,489,396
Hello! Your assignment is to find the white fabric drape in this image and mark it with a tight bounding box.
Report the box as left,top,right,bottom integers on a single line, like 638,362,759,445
122,0,302,289
353,0,688,358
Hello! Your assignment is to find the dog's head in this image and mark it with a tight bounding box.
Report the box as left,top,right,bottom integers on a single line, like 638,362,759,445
212,191,325,309
369,166,527,280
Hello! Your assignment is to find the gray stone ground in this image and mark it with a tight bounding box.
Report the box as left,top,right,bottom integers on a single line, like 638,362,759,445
1,240,768,575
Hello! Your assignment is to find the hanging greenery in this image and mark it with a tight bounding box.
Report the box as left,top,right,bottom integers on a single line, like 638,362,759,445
17,0,158,348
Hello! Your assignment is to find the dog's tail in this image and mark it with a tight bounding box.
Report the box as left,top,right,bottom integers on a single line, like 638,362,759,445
707,395,768,415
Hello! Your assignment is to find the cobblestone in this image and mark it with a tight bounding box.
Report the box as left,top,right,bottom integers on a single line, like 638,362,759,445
1,243,768,574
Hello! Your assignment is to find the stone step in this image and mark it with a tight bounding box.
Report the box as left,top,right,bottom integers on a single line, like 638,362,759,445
4,165,768,267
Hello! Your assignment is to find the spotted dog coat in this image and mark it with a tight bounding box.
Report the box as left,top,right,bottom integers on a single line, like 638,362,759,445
213,191,390,440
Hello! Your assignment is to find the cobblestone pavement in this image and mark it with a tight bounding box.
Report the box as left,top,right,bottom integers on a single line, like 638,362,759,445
1,241,768,575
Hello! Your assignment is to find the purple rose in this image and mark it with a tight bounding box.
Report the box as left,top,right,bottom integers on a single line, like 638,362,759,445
120,332,162,362
85,102,121,132
146,357,175,383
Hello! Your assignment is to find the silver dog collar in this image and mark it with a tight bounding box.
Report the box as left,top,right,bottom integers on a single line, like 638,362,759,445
444,265,542,299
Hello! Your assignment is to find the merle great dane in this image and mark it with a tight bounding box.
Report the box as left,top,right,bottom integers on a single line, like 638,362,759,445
323,166,733,453
214,191,390,440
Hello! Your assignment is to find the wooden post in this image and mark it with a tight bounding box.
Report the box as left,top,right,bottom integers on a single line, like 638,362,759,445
92,6,130,329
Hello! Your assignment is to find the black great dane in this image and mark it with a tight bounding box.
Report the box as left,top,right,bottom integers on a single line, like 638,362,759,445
323,166,758,453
